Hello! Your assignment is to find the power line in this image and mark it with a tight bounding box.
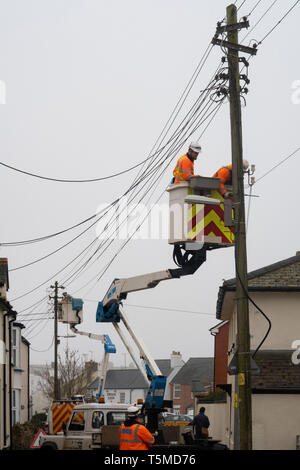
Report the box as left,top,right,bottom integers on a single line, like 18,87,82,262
0,153,160,183
120,303,215,316
30,336,54,353
11,54,225,308
255,146,300,184
247,0,264,17
73,99,226,297
20,317,53,322
242,0,279,43
257,0,300,44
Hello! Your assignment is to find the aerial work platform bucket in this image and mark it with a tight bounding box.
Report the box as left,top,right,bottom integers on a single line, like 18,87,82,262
167,176,234,248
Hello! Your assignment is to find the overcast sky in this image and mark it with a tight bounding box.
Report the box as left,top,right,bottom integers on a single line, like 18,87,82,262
1,0,299,368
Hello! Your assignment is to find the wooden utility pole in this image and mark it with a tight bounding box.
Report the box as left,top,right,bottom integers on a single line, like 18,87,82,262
226,4,252,450
50,281,64,400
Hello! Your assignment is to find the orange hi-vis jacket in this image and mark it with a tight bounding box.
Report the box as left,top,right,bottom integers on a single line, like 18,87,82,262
173,154,194,183
212,164,232,195
119,423,155,450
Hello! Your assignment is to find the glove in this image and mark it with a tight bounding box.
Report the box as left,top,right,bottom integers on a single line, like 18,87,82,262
223,191,233,198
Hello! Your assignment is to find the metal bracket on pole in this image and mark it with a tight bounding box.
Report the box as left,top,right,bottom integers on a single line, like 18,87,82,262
211,37,258,55
216,20,249,34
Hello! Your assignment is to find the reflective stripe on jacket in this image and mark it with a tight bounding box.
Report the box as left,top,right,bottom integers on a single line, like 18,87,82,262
212,165,232,195
119,423,155,450
173,154,194,183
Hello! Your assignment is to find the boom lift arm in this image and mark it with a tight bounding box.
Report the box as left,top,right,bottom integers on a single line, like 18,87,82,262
95,246,208,415
58,294,116,400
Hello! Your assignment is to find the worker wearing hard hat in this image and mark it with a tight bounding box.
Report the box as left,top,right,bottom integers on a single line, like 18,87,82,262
172,141,202,184
119,405,155,450
212,160,249,198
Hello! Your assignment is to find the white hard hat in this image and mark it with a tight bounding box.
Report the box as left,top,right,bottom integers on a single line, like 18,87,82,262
243,159,249,171
189,141,202,153
127,405,141,418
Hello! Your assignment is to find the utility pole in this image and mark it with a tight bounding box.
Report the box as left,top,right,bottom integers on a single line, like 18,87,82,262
226,4,252,450
50,281,64,400
211,2,257,450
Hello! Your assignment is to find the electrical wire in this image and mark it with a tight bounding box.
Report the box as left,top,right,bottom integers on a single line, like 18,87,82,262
0,211,100,247
122,303,215,316
8,78,218,274
257,0,300,45
247,0,264,17
241,0,279,42
30,336,54,353
237,0,249,11
12,53,225,314
254,146,300,184
1,44,214,248
72,98,226,296
15,70,224,300
64,87,224,290
14,70,227,341
234,186,272,359
0,153,164,183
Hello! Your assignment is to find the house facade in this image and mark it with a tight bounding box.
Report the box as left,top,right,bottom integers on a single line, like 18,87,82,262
0,258,16,449
210,252,300,450
12,323,30,425
170,357,214,415
87,368,149,404
86,353,185,406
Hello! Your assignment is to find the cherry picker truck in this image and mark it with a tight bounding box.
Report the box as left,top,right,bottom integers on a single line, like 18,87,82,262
95,175,235,431
60,176,235,433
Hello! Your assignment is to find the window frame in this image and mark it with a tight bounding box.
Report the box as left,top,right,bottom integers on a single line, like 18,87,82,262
173,383,181,399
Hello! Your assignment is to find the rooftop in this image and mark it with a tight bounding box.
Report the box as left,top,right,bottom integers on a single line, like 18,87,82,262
217,253,300,319
170,357,214,391
88,368,149,391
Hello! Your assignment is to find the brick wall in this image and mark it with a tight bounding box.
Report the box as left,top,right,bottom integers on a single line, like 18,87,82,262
170,383,193,414
214,322,229,390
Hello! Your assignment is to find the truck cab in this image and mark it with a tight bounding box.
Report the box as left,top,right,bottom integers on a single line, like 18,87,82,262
40,403,132,450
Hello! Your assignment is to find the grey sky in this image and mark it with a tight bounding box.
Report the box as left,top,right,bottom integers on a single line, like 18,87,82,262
0,0,299,366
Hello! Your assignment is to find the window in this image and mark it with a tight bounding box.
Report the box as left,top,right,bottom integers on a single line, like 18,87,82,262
11,328,20,368
12,389,21,425
173,384,181,399
68,411,85,431
107,412,126,425
119,392,126,404
92,411,104,429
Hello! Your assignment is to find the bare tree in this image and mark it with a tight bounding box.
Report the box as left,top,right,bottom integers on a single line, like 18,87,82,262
37,347,86,400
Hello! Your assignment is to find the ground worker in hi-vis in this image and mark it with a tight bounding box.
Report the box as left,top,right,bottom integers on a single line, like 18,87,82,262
119,406,155,451
172,141,202,184
212,160,249,198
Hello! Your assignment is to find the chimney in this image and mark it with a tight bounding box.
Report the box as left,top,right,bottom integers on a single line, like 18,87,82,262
0,258,9,299
170,351,183,369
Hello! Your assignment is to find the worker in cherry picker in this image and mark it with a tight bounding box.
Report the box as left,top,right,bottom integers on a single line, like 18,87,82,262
119,405,155,450
172,141,202,184
212,160,249,198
